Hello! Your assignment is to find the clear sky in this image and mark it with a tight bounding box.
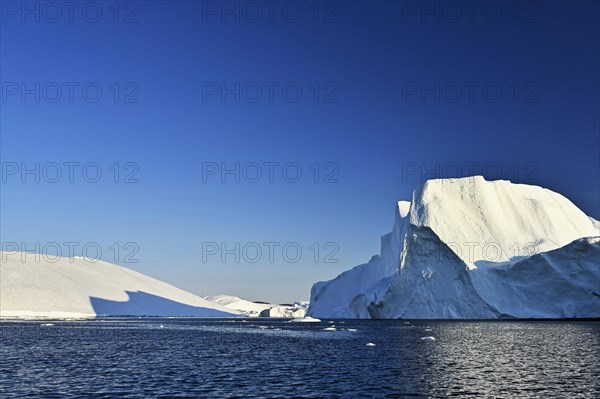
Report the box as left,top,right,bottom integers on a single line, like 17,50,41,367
1,1,599,303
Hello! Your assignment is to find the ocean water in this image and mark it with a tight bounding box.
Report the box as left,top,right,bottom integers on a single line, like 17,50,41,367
1,319,598,398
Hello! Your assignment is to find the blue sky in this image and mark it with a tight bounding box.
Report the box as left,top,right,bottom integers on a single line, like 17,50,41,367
1,1,599,302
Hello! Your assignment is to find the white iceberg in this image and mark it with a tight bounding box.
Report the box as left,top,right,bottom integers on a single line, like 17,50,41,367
1,253,240,318
289,316,321,322
308,176,600,319
203,294,308,318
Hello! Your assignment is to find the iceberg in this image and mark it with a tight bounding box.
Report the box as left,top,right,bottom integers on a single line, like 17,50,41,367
203,294,308,318
308,176,600,319
0,253,240,318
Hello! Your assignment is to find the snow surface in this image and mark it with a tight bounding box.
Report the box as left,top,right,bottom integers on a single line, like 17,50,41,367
203,294,272,316
0,253,240,318
203,294,308,318
308,176,600,319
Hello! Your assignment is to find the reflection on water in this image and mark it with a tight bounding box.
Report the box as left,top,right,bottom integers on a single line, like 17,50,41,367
1,319,598,398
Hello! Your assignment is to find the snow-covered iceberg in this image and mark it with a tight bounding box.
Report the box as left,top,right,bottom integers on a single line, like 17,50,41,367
203,294,308,318
308,176,600,319
258,301,308,318
0,253,240,318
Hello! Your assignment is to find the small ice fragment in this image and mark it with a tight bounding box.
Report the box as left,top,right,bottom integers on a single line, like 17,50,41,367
421,336,435,341
366,342,376,347
290,317,321,323
347,328,357,332
322,327,336,331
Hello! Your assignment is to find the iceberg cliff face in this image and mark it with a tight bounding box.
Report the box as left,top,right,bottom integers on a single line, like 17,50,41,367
308,177,600,319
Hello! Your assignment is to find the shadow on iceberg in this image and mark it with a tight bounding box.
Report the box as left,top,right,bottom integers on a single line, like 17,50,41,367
90,291,234,317
473,255,531,269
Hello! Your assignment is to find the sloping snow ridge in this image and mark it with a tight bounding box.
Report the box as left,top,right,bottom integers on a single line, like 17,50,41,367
0,254,240,318
308,176,600,319
203,294,272,316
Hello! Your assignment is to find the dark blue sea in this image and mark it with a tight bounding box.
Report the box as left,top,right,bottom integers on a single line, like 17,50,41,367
1,319,599,398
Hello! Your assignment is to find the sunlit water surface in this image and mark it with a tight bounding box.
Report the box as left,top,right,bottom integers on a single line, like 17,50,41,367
1,319,599,398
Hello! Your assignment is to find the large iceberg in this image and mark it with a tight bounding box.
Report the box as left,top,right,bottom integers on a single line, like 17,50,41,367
308,176,600,319
0,254,240,318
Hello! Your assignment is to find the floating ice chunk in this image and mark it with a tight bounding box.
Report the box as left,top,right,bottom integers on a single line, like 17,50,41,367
366,342,376,347
289,317,321,323
421,336,435,341
40,323,54,327
421,268,433,280
347,328,357,332
322,327,336,331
